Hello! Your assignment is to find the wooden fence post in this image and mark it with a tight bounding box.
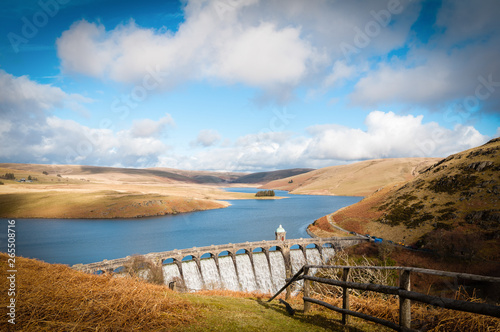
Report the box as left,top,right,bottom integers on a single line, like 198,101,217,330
303,267,311,313
399,269,411,329
342,267,351,325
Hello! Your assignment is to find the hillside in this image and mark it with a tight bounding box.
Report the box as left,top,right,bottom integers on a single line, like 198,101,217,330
309,138,500,262
150,167,246,183
262,158,439,196
231,168,314,184
0,164,266,219
0,164,312,219
0,163,242,184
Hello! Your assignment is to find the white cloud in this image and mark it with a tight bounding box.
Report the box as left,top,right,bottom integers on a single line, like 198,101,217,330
130,114,175,138
54,0,422,104
56,5,320,97
0,69,87,118
349,0,500,113
0,71,169,167
306,111,487,161
163,111,488,171
191,129,221,147
0,69,489,170
207,22,313,87
323,60,357,88
54,0,500,113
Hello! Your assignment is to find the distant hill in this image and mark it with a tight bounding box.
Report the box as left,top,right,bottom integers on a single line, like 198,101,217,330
149,167,245,183
0,163,200,184
261,158,439,196
0,163,312,185
311,138,500,262
231,168,315,184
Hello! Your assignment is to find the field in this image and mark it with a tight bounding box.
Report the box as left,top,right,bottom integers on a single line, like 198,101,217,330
0,164,279,219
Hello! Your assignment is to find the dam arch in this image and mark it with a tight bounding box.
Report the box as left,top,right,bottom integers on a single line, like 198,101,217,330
73,236,367,293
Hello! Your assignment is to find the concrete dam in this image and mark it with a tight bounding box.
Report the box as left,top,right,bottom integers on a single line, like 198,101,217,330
72,226,367,293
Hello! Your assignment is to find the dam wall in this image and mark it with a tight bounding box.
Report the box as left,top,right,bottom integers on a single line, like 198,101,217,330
72,236,367,293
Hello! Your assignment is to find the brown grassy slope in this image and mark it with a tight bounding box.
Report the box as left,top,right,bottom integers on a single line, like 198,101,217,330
0,191,227,219
0,163,197,184
261,158,439,196
344,242,500,293
0,253,200,331
0,164,264,219
310,138,500,261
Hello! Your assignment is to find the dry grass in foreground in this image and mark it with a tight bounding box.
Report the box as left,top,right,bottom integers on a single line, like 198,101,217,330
0,253,199,331
310,250,500,332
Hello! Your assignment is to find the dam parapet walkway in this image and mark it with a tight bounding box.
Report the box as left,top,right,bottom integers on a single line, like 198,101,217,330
72,236,367,275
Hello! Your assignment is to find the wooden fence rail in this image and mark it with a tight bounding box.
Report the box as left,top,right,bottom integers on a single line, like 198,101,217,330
269,265,500,331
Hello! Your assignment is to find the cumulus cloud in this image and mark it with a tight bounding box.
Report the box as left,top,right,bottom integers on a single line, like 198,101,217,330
0,71,170,167
191,129,221,147
0,69,90,119
56,4,319,98
54,0,424,104
55,0,500,113
130,114,175,138
0,69,490,170
349,0,500,113
305,111,487,161
163,111,489,171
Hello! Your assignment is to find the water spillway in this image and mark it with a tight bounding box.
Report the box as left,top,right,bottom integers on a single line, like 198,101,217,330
162,246,334,293
218,255,240,291
253,252,274,293
236,254,258,292
182,260,204,291
200,258,221,290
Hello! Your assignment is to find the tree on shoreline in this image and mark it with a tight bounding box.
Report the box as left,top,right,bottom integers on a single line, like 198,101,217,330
255,190,275,197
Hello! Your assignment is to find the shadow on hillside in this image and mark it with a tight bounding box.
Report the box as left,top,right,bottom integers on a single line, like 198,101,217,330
256,298,365,332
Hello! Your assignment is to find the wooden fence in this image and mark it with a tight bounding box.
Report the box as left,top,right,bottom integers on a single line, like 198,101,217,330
269,265,500,332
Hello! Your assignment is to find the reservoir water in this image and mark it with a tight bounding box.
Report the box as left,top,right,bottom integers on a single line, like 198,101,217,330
0,188,362,266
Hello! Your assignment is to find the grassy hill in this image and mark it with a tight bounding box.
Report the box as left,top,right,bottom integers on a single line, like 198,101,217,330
309,138,500,262
231,168,314,184
0,163,315,219
262,158,438,196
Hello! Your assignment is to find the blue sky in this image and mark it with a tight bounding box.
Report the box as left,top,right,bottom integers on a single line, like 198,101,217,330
1,0,499,171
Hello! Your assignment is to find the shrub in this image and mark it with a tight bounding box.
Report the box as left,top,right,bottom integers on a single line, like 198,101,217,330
255,190,275,197
2,173,15,180
126,255,164,285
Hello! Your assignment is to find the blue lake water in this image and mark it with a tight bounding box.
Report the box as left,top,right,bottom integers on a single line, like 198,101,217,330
0,188,362,266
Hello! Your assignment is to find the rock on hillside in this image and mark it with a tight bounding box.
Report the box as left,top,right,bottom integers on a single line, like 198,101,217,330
262,158,439,196
313,138,500,261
